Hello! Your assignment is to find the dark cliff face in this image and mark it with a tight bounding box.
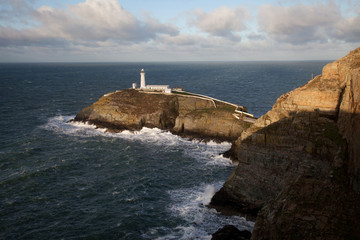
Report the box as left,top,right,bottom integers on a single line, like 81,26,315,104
74,89,253,142
211,47,360,239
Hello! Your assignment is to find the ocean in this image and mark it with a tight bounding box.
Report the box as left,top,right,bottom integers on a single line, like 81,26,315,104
0,61,330,239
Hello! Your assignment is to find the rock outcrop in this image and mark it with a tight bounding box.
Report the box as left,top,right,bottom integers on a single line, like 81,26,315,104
74,89,253,141
212,225,252,240
210,47,360,239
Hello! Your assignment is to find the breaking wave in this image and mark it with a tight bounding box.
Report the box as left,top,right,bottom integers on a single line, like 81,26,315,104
144,183,254,239
41,115,233,166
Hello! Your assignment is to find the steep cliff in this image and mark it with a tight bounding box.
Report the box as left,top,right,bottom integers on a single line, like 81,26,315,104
211,47,360,239
74,89,253,141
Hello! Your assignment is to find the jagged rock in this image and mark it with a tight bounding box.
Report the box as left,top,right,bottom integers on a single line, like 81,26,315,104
212,225,252,240
211,47,360,239
74,89,253,141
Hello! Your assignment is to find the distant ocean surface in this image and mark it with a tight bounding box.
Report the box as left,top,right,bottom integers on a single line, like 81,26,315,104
0,61,330,239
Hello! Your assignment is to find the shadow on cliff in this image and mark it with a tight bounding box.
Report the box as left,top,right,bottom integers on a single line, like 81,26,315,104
209,109,360,239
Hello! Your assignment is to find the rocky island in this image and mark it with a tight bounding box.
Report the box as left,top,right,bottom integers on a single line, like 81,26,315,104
210,47,360,239
73,88,256,142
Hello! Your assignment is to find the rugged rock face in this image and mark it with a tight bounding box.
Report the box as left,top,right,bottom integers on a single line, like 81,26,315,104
74,89,252,141
74,89,178,131
211,47,360,239
212,225,252,240
252,177,360,239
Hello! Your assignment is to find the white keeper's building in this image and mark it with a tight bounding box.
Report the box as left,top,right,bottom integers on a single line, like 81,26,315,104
132,69,171,93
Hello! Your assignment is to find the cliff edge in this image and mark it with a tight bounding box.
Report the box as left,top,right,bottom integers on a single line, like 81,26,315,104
74,89,254,141
210,47,360,239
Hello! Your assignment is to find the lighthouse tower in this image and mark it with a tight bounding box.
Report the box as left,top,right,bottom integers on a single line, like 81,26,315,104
140,69,146,89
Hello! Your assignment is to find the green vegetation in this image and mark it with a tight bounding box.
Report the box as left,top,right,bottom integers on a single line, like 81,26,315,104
173,90,243,114
244,122,252,128
186,104,236,117
216,103,237,112
189,108,216,115
172,91,196,96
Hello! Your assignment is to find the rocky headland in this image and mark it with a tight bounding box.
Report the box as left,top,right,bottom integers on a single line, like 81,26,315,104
73,89,255,142
210,47,360,239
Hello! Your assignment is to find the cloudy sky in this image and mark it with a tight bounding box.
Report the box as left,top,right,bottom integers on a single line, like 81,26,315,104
0,0,359,62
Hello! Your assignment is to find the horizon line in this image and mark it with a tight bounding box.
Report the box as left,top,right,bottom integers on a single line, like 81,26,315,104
0,59,334,64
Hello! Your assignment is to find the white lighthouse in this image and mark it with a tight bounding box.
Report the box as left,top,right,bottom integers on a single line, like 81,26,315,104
140,69,146,89
131,68,171,93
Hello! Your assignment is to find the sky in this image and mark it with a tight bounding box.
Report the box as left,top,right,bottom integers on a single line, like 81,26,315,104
0,0,359,62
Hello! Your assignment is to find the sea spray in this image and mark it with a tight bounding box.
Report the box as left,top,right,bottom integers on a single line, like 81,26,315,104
42,116,233,167
198,185,215,206
149,183,254,239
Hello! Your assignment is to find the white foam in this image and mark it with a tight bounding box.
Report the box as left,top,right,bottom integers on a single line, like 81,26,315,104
154,225,211,240
41,115,106,137
145,183,254,239
183,145,232,166
198,185,216,206
42,115,233,166
118,127,184,146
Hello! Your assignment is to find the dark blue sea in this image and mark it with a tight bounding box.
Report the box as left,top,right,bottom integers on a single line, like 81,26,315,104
0,61,330,239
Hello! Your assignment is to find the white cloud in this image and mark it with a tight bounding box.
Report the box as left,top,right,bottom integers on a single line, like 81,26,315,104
0,0,178,47
157,34,202,46
258,3,340,44
37,0,178,42
189,6,249,40
142,14,178,38
334,12,360,42
258,2,360,44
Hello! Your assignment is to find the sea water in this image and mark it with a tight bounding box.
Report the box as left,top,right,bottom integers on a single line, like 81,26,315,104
0,61,330,239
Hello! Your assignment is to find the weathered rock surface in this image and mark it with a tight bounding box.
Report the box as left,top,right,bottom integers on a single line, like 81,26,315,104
211,47,360,239
74,89,252,141
252,177,360,239
212,225,252,240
